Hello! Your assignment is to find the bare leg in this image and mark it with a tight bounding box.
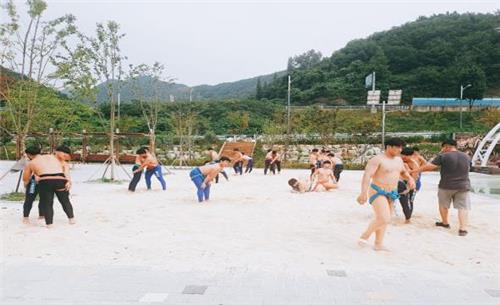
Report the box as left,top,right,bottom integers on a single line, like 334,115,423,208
360,197,391,249
324,183,338,191
439,207,449,224
458,209,468,231
22,217,30,224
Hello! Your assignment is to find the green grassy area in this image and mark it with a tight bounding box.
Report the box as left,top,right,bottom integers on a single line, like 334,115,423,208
0,192,25,202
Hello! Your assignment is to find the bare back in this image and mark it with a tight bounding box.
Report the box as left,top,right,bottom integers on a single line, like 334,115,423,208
199,163,222,181
29,155,65,176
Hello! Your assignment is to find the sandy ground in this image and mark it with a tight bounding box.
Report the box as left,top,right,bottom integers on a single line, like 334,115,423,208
1,161,499,304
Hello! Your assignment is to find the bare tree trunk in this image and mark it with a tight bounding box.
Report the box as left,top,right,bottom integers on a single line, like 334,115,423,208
15,132,26,160
149,130,156,155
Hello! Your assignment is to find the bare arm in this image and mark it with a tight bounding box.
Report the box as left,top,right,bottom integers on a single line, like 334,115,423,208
22,164,32,185
360,158,379,195
400,165,416,189
63,162,72,190
415,162,438,173
357,157,380,204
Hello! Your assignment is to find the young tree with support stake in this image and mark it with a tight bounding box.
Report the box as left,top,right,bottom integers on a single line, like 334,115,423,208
0,0,77,159
55,21,126,181
127,62,173,153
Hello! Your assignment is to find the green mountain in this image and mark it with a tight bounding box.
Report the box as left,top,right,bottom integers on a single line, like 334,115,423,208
96,71,285,103
260,12,500,105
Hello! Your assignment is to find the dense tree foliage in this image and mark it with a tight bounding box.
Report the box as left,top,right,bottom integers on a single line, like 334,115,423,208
260,13,500,105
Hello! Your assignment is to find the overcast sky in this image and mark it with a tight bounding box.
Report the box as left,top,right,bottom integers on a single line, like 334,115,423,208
6,0,499,86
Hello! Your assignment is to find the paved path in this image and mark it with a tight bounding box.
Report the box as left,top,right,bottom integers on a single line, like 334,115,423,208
2,263,499,305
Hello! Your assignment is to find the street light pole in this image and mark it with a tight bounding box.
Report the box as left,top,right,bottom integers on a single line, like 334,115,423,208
287,75,291,135
459,84,472,129
382,100,386,149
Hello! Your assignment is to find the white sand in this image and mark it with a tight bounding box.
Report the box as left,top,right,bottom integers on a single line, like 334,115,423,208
1,161,499,278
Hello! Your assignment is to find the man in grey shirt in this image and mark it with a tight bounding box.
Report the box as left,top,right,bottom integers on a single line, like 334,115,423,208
415,139,471,236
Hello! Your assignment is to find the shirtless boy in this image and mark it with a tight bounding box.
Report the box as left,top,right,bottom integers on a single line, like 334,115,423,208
232,148,243,175
311,160,338,191
189,156,231,202
309,148,319,175
357,138,415,250
269,151,282,175
288,178,312,193
264,149,273,175
411,146,427,191
140,148,167,190
23,145,75,228
128,147,147,192
22,146,43,223
398,147,420,223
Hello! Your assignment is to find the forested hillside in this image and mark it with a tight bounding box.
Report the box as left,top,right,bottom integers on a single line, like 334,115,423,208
260,12,500,105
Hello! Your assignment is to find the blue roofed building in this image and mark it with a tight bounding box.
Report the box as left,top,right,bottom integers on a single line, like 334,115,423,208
412,98,500,111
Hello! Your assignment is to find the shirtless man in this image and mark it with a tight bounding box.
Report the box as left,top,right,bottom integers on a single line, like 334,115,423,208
242,152,253,173
23,145,75,228
398,147,420,223
141,148,166,190
232,148,243,175
309,148,319,175
128,147,147,192
189,156,231,202
22,146,44,224
269,151,282,175
311,161,338,191
264,149,273,175
412,146,427,191
207,147,219,163
357,138,415,250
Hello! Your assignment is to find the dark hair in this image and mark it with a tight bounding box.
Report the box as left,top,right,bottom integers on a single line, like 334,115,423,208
136,148,147,154
55,145,71,155
401,147,414,156
272,150,277,154
288,178,298,187
140,146,149,151
25,146,41,155
208,147,213,150
323,160,332,165
412,146,420,152
267,149,272,152
219,156,231,162
233,148,239,151
385,138,405,148
312,148,318,152
327,153,334,157
441,139,457,147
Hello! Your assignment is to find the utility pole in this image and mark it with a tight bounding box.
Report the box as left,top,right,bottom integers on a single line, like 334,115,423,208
459,84,472,129
287,75,291,135
117,92,121,122
382,100,386,149
372,71,376,91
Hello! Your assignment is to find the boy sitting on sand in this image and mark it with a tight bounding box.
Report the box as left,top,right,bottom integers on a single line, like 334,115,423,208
311,160,338,192
288,178,313,193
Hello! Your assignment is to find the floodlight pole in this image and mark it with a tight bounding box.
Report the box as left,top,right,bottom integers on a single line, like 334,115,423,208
372,71,376,91
287,75,291,135
459,84,472,129
117,93,121,122
382,100,386,149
